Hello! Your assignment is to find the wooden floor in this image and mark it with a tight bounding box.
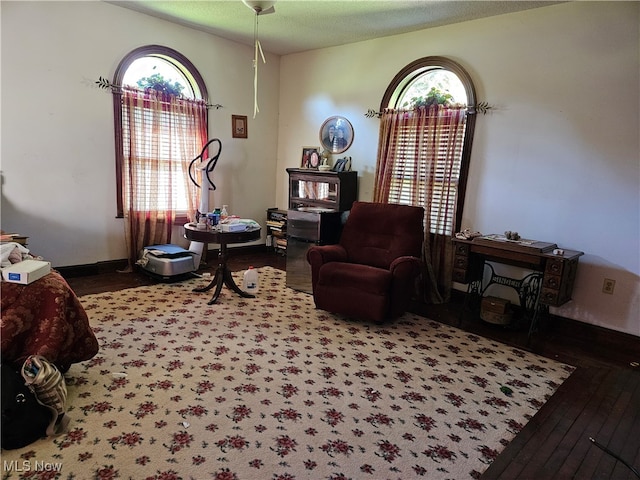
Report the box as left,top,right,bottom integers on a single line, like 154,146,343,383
63,250,640,480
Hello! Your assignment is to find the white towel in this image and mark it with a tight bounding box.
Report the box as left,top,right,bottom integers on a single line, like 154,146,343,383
0,242,31,268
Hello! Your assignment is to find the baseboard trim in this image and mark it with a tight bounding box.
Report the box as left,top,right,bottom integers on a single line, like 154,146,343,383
410,291,638,366
56,245,270,278
543,314,639,363
56,259,129,278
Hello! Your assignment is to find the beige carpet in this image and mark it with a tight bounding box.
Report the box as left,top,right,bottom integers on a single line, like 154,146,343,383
1,267,575,480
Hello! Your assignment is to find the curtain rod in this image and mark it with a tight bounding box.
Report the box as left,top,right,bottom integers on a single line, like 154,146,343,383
364,102,494,118
95,76,223,110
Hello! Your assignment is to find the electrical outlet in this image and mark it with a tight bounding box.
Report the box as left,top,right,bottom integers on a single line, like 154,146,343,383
602,278,616,295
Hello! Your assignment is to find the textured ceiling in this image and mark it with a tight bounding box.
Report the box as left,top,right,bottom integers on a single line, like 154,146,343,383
106,0,561,55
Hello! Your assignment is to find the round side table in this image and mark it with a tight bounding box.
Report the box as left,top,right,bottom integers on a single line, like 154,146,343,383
184,223,261,304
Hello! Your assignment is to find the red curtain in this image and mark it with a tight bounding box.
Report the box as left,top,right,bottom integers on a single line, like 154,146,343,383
121,87,207,267
373,105,467,303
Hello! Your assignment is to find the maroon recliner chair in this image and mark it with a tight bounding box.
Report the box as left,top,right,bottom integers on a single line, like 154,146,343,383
306,201,424,323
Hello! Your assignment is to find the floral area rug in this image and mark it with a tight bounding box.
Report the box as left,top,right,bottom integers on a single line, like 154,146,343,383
1,267,575,480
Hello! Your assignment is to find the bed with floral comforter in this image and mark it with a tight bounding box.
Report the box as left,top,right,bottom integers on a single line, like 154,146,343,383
1,270,98,371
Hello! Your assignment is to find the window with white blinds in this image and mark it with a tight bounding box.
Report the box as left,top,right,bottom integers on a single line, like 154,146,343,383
377,57,476,237
385,120,466,235
112,46,209,219
121,98,196,212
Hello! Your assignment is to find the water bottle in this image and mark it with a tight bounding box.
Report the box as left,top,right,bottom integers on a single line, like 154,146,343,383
207,212,219,226
242,266,259,295
221,205,229,220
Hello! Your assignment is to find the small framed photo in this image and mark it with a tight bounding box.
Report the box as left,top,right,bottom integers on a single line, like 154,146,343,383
232,115,248,138
301,146,321,169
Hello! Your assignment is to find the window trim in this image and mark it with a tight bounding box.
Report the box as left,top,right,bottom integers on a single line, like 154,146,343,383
112,45,209,218
380,56,477,233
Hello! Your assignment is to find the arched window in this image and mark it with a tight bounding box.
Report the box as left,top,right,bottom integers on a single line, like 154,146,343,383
375,56,476,235
374,57,477,302
112,45,209,219
112,46,209,266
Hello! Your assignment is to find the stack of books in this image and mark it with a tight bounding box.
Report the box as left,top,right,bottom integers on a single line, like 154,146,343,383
274,236,288,251
266,218,286,232
266,209,287,254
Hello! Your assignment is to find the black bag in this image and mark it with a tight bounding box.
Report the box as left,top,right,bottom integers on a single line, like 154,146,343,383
1,362,51,450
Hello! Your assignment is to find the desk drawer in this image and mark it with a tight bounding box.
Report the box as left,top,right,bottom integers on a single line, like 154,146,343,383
540,257,579,306
454,255,469,269
543,274,561,290
453,268,468,283
540,288,560,305
453,255,483,283
454,243,470,256
545,258,565,275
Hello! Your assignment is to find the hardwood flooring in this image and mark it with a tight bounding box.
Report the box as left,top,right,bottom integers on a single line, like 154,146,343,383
62,249,640,480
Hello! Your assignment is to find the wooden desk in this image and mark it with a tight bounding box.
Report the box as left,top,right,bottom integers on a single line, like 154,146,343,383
184,223,261,304
452,235,583,338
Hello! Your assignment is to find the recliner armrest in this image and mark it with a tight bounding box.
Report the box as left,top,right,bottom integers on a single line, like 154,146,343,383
389,255,421,276
306,244,348,293
307,244,348,266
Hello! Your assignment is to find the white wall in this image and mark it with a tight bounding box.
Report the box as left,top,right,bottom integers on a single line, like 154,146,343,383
1,1,279,265
275,2,639,336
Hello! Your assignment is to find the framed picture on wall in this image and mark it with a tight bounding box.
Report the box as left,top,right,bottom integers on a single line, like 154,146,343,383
232,115,248,138
301,146,321,169
319,116,354,154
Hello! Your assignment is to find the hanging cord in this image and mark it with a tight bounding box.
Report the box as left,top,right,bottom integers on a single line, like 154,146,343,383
589,437,640,478
253,12,267,118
